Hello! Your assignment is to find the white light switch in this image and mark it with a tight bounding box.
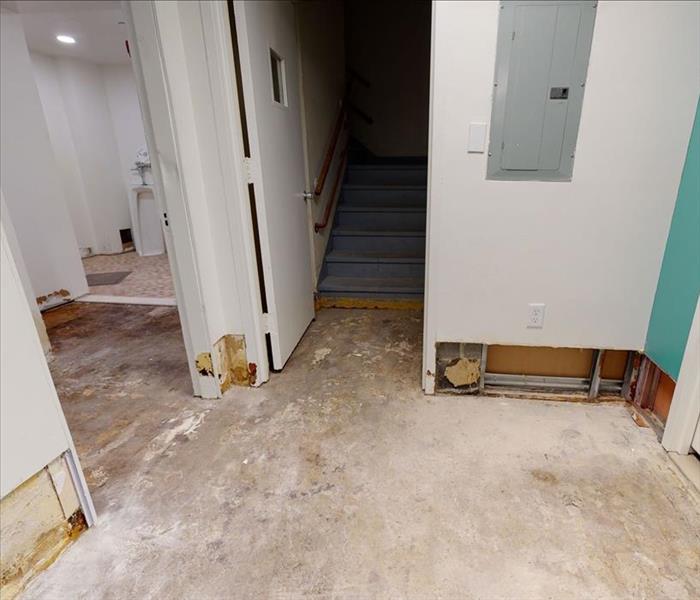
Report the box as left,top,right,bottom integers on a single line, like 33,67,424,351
468,122,488,153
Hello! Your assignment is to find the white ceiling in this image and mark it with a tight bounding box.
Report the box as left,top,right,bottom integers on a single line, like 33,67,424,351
2,1,130,65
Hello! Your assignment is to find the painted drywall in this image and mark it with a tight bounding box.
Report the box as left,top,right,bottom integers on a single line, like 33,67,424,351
345,0,431,157
31,52,97,251
54,56,130,254
645,101,700,380
423,1,700,390
296,0,346,279
0,193,51,354
103,63,149,190
31,55,147,255
0,13,88,304
0,219,73,497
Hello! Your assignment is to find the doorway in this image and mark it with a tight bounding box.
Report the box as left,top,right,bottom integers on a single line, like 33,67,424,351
229,0,432,374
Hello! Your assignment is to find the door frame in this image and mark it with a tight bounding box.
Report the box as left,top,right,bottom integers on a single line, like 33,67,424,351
662,297,700,454
125,0,271,391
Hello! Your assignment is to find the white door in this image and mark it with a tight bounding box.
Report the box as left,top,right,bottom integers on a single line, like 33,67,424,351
692,416,700,454
235,1,314,369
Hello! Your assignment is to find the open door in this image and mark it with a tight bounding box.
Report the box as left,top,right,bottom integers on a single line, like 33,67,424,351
234,0,314,369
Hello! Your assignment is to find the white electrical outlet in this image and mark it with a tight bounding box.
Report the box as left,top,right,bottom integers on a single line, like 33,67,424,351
527,303,546,328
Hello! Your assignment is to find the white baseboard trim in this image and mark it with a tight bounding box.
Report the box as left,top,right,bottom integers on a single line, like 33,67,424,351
77,294,176,307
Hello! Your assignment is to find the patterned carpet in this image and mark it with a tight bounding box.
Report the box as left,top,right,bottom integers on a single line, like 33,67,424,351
82,251,174,298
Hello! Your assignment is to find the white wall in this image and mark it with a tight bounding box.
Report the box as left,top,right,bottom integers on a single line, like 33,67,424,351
103,63,149,191
424,1,700,390
31,55,148,255
0,13,88,304
345,0,431,157
31,52,97,251
54,56,130,254
296,0,346,278
1,218,72,497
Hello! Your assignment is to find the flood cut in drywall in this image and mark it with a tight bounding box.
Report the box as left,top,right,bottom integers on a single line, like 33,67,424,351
435,342,630,396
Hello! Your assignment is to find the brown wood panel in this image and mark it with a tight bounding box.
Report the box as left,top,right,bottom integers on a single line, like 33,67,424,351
652,371,675,424
601,350,630,380
486,345,594,377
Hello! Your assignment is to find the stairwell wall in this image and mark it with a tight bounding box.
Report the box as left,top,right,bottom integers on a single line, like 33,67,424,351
423,1,700,392
345,0,431,157
295,0,346,281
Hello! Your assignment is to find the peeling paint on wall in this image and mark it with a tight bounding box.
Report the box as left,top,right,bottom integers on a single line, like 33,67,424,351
195,352,214,377
435,342,483,394
35,289,72,310
444,358,480,387
214,334,250,391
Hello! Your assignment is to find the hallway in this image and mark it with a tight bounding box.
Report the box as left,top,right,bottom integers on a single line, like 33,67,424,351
23,305,700,599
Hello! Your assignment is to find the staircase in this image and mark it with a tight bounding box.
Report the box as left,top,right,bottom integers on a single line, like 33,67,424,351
317,160,427,302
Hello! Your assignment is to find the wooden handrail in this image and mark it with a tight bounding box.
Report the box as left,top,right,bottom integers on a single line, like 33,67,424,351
313,103,346,197
314,148,347,233
311,67,371,233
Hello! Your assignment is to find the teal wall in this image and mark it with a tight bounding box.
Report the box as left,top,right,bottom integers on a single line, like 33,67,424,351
645,100,700,380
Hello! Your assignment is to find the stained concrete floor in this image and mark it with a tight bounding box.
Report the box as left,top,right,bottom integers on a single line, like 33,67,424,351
24,304,700,599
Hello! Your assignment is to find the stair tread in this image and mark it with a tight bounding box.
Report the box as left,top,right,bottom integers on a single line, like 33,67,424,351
318,275,424,294
347,164,427,170
326,250,424,263
343,184,426,191
333,228,426,237
337,204,425,213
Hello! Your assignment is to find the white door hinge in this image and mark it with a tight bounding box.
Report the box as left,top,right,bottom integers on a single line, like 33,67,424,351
261,312,271,334
243,157,255,183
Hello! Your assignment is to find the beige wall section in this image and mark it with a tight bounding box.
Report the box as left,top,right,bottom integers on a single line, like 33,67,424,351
345,0,431,157
486,346,629,379
0,456,83,600
296,0,346,280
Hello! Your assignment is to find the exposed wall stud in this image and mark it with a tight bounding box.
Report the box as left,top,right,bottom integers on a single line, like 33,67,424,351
588,349,604,400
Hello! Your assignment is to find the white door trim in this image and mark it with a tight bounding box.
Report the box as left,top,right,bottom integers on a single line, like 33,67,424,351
662,297,700,454
422,1,439,394
199,0,269,385
124,1,223,398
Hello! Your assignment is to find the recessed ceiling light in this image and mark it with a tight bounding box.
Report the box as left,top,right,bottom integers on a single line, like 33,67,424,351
56,35,76,45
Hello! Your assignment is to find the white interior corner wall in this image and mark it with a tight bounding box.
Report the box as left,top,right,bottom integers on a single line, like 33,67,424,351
0,13,88,305
30,52,97,252
53,56,130,254
423,1,700,391
296,0,345,278
102,63,149,194
31,54,147,255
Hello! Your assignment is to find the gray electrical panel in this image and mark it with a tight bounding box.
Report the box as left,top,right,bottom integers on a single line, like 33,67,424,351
487,1,597,181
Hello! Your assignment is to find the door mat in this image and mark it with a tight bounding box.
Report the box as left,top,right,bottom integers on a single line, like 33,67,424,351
86,271,131,286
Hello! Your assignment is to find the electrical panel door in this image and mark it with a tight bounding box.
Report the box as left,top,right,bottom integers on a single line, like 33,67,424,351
487,1,597,181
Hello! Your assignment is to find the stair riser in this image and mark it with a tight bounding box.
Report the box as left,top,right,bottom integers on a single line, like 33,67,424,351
345,169,427,185
331,235,426,254
342,189,426,204
325,261,425,279
336,211,426,230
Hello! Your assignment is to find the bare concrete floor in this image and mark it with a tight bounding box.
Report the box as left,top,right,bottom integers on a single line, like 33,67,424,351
25,304,700,599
